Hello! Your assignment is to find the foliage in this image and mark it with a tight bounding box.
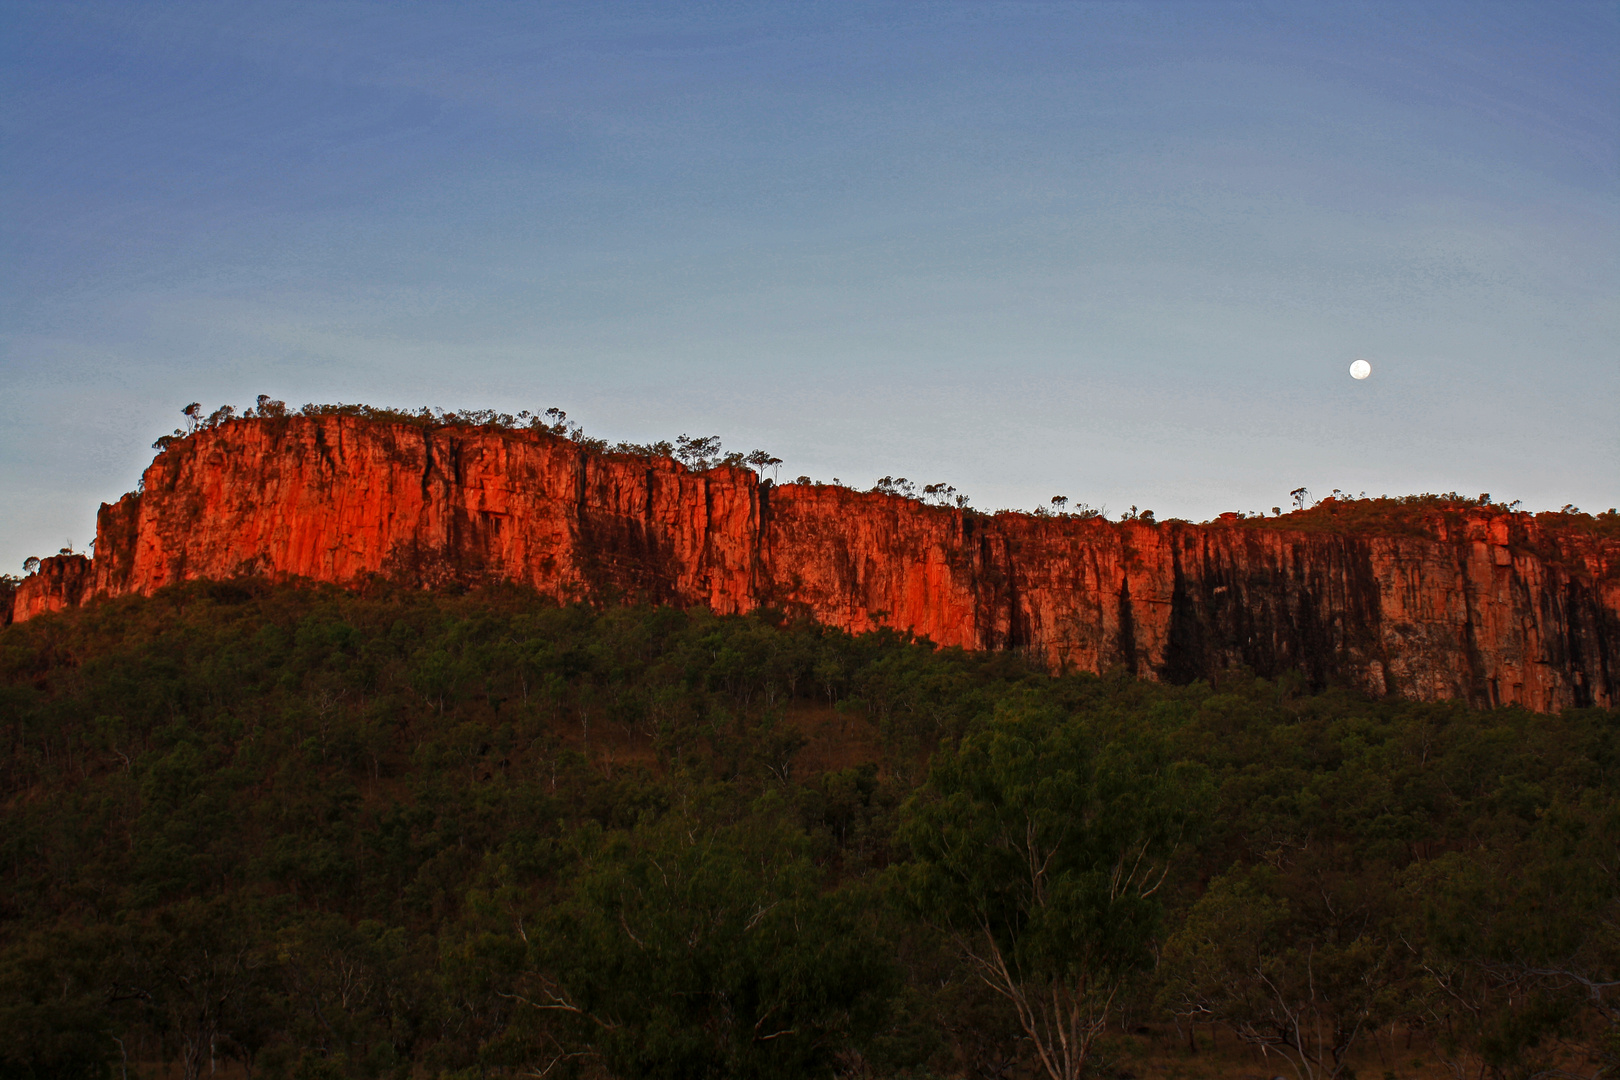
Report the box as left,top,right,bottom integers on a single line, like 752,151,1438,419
136,400,1620,530
1161,866,1401,1080
144,401,777,478
899,703,1210,1079
515,809,892,1079
0,581,1615,1078
1237,492,1620,540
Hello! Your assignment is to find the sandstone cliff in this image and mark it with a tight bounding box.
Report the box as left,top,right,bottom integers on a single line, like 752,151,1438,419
9,415,1617,711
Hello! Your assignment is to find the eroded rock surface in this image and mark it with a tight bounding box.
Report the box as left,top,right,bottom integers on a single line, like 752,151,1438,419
9,416,1617,710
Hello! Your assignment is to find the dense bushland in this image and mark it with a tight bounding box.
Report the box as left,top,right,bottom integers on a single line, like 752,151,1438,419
1,581,1614,1080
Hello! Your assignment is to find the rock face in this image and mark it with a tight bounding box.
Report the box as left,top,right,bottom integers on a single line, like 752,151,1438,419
9,415,1618,711
9,553,94,623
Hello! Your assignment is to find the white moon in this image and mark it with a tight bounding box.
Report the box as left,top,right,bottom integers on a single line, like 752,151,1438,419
1349,359,1372,380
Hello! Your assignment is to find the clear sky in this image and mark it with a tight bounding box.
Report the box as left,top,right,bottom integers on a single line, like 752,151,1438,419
3,1,1617,572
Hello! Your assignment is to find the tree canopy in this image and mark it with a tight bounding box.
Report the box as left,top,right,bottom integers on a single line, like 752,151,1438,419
0,580,1614,1079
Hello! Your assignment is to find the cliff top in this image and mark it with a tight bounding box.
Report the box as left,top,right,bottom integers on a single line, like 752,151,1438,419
139,399,1619,543
6,400,1617,712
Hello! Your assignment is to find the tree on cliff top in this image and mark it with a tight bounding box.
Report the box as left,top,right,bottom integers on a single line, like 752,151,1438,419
872,477,916,498
674,434,723,470
745,449,783,482
250,394,287,417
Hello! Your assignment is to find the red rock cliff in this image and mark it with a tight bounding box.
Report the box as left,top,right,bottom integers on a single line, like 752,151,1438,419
9,415,1618,711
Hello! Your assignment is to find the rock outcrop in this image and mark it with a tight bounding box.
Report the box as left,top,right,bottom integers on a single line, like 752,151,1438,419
8,415,1617,711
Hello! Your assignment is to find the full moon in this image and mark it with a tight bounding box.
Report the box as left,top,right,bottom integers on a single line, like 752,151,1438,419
1349,359,1372,380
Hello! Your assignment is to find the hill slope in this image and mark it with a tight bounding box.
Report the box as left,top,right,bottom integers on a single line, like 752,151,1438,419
1,584,1614,1079
9,409,1618,709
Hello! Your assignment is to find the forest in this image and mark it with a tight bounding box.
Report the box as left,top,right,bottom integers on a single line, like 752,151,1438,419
0,579,1615,1080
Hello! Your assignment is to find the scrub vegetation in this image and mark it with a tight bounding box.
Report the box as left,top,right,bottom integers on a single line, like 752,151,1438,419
1,581,1615,1080
130,401,1620,529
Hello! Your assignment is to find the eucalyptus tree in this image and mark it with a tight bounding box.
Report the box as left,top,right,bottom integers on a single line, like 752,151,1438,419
515,812,892,1080
898,706,1210,1080
674,434,723,470
745,449,783,482
1159,867,1399,1080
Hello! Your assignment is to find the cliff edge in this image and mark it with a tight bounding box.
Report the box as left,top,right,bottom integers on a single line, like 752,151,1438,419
8,414,1617,710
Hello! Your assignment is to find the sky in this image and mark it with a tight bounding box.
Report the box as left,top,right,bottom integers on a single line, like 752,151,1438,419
3,0,1617,572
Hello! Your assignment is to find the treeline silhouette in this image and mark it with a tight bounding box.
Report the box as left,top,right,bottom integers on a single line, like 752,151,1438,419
0,581,1614,1080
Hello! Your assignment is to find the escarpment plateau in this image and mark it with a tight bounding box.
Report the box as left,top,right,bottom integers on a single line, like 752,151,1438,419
9,415,1618,711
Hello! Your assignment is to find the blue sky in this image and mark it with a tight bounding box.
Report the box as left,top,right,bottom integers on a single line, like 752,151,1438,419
3,1,1616,570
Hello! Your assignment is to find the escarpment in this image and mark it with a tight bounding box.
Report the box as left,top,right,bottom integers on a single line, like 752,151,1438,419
9,415,1618,711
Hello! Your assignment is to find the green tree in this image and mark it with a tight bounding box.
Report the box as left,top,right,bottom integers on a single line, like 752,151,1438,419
1160,866,1398,1080
1405,794,1620,1080
271,914,420,1075
120,896,278,1080
516,808,892,1079
897,706,1209,1080
0,926,118,1080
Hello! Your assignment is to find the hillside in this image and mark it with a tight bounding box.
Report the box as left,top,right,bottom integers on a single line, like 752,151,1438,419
8,405,1620,711
1,582,1615,1079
